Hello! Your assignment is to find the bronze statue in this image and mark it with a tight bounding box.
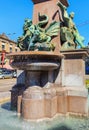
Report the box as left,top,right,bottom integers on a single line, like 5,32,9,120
57,1,85,50
17,13,60,51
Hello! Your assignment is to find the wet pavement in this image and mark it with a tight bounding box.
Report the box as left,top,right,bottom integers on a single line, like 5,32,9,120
0,102,89,130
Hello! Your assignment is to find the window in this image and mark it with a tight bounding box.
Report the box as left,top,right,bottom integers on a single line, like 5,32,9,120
10,43,12,46
2,44,5,50
15,48,17,52
10,47,12,53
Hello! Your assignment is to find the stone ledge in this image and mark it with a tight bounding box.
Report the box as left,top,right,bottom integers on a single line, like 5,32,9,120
66,87,88,97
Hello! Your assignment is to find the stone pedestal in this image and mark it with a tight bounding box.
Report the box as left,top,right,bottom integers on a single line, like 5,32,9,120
61,49,89,116
32,0,68,51
8,49,89,120
61,50,88,88
7,51,63,120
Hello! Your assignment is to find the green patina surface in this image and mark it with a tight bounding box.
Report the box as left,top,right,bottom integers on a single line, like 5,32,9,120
57,1,85,50
17,13,60,51
17,1,86,51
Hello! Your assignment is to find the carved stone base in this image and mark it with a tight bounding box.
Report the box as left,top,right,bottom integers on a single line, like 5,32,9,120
11,86,88,120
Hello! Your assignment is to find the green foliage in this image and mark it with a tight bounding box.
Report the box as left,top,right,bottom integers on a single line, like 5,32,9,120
85,79,89,88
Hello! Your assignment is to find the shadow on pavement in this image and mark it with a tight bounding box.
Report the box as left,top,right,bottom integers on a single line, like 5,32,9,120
1,102,12,111
48,125,72,130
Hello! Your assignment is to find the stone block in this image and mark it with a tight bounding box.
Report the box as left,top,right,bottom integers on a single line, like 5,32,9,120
68,96,88,116
56,87,68,114
44,87,57,118
22,87,45,120
22,98,45,120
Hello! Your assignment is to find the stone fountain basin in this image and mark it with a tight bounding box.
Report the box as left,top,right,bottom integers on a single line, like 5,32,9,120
7,51,63,71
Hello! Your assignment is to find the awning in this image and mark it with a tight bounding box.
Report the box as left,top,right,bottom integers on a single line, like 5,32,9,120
0,64,14,70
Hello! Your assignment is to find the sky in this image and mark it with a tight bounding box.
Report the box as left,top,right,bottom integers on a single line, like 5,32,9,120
0,0,89,46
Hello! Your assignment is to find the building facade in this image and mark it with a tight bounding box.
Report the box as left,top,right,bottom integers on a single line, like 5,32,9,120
0,33,20,69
